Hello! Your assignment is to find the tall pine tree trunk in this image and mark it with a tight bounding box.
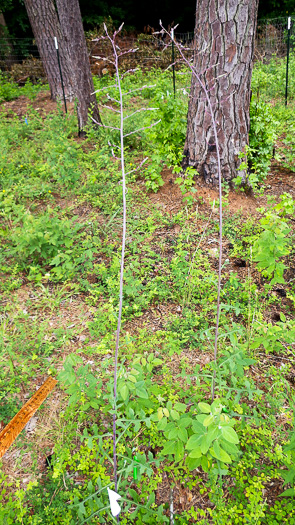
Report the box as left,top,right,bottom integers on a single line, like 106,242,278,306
24,0,75,101
183,0,259,183
56,0,101,133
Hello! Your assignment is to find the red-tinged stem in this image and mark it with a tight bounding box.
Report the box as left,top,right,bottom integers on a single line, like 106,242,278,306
162,26,222,400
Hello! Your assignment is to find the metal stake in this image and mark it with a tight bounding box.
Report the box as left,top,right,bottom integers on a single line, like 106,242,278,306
171,29,176,98
285,17,291,106
54,36,67,113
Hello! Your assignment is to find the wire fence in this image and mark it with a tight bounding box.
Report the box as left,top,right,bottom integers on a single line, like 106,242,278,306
0,16,294,97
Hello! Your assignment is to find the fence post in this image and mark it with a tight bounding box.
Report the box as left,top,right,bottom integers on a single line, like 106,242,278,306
171,28,176,98
54,37,67,114
285,17,291,106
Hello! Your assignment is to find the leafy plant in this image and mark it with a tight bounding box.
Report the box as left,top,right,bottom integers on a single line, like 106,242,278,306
252,196,293,284
235,99,278,189
6,209,84,280
175,166,198,205
156,400,240,472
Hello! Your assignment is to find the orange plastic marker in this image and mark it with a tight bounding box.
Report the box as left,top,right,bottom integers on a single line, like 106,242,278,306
0,376,57,459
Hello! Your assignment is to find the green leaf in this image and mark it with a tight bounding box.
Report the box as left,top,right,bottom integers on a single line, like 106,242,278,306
168,427,179,440
198,402,211,413
177,426,188,442
206,425,219,443
174,402,187,413
186,456,202,471
137,387,149,399
120,384,129,401
200,437,210,455
170,409,180,420
211,441,232,463
220,439,239,455
157,417,167,431
175,440,184,462
196,414,208,425
128,374,137,383
134,420,141,432
220,426,239,444
203,414,214,427
201,455,211,472
178,417,192,428
90,400,100,409
279,488,295,497
186,434,202,450
192,420,206,434
188,446,202,458
162,440,176,456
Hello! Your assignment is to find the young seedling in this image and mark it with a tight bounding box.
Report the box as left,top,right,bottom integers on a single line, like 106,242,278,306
91,24,161,519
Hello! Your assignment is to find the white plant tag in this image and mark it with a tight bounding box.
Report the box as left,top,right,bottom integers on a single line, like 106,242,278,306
107,487,121,517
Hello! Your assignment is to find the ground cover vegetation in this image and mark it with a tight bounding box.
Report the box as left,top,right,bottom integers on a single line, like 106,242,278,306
0,44,295,523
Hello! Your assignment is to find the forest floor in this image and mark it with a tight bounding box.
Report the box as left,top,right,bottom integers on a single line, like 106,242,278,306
1,85,295,524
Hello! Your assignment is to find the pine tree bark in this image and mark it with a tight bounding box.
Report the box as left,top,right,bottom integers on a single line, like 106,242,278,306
183,0,259,183
23,0,75,101
55,0,101,133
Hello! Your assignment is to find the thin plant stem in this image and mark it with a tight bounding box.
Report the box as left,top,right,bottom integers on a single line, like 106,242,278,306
104,23,126,507
161,25,223,400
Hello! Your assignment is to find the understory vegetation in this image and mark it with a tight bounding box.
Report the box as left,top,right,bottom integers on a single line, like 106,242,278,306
0,52,295,524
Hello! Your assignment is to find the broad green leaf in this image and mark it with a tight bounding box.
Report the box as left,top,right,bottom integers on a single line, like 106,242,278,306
201,455,211,472
120,384,129,401
137,387,148,399
206,425,219,443
220,439,239,455
211,441,232,463
158,407,163,420
162,440,176,455
90,400,100,409
186,434,202,450
200,438,210,455
198,402,211,413
171,409,180,420
196,414,208,425
129,488,139,502
168,427,179,440
221,426,239,444
128,374,137,383
175,440,184,462
174,402,187,413
186,456,202,471
163,422,175,435
177,426,188,443
188,446,202,458
192,420,206,434
203,415,214,427
279,488,295,497
178,417,192,428
134,420,141,432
